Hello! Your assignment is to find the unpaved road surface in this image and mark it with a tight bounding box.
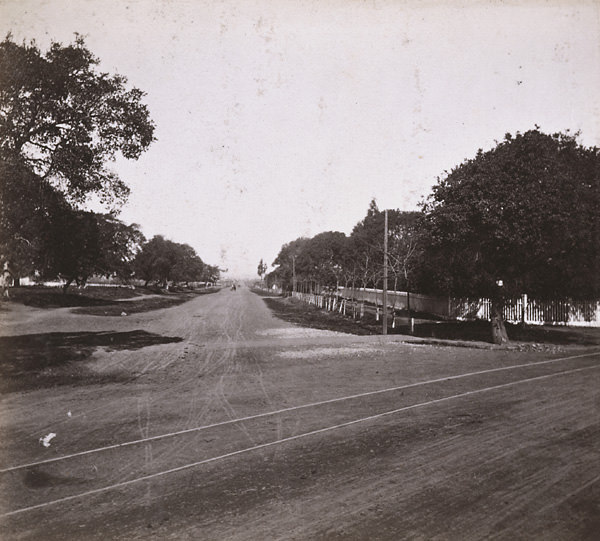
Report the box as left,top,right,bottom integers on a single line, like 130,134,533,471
1,286,599,540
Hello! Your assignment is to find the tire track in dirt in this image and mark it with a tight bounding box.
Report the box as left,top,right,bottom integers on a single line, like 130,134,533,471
2,288,599,538
1,362,598,520
2,349,599,475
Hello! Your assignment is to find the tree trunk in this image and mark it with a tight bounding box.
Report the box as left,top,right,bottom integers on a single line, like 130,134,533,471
490,298,509,345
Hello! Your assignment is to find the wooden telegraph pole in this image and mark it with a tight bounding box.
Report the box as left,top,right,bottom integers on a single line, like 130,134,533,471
382,209,388,335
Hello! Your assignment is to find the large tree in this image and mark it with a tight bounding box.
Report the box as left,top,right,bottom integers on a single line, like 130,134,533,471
0,34,155,279
170,243,205,286
302,231,348,289
349,200,420,294
0,34,154,207
257,258,268,283
271,237,310,292
133,236,205,288
0,158,65,279
348,199,383,291
133,236,176,287
40,211,145,291
420,129,600,343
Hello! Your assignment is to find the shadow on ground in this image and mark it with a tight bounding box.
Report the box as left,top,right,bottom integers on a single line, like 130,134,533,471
8,287,140,308
393,320,600,346
0,330,183,393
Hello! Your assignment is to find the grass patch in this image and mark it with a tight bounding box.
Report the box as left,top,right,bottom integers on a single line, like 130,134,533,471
262,294,600,346
262,296,377,336
4,285,220,315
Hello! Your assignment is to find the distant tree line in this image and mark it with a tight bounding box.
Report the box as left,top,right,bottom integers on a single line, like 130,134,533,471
0,35,218,291
133,235,219,288
268,201,420,297
269,129,599,344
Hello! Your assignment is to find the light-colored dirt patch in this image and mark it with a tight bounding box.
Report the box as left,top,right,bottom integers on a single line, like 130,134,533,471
256,327,347,338
279,345,379,359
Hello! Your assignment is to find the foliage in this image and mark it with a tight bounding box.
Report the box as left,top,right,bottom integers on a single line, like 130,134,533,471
270,233,349,292
285,232,348,288
40,211,145,289
269,202,420,294
257,258,267,281
271,237,309,290
170,243,205,285
0,34,155,207
349,200,420,290
200,264,221,285
0,158,63,277
0,34,155,284
419,129,600,299
133,235,206,287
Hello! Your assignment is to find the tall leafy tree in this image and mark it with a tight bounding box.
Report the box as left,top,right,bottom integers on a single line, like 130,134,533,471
0,158,65,279
348,199,382,291
420,129,600,343
40,211,144,290
0,34,155,279
133,236,176,287
257,258,268,282
170,243,205,286
349,200,420,294
133,236,206,288
201,264,220,286
0,34,155,207
271,237,309,292
96,215,146,282
302,231,348,289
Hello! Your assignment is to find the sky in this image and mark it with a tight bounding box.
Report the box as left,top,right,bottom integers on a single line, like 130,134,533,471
2,0,599,278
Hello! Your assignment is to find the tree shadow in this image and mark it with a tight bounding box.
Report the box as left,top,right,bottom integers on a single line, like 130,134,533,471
0,330,183,393
10,290,116,308
396,320,600,346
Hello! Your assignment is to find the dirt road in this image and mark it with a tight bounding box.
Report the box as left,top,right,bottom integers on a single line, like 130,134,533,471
1,286,599,539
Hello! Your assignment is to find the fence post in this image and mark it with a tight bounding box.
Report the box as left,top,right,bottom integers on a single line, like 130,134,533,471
521,294,527,325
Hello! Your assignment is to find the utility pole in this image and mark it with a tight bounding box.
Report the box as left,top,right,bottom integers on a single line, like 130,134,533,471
382,209,388,335
292,255,296,294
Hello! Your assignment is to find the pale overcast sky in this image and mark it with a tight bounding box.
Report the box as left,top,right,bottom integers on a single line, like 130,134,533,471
2,0,599,278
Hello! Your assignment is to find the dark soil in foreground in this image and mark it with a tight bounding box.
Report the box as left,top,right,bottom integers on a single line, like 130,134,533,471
262,294,600,346
0,331,184,393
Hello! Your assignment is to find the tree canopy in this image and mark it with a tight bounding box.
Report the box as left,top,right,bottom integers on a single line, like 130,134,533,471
41,211,145,290
0,34,155,284
269,202,420,294
419,129,600,299
0,34,155,207
350,200,420,291
257,258,268,281
133,235,207,287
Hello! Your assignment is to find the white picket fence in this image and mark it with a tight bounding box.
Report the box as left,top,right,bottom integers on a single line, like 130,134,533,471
295,287,600,327
450,296,600,327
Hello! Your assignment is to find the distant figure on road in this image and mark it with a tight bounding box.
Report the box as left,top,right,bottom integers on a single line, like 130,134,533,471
231,284,237,291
